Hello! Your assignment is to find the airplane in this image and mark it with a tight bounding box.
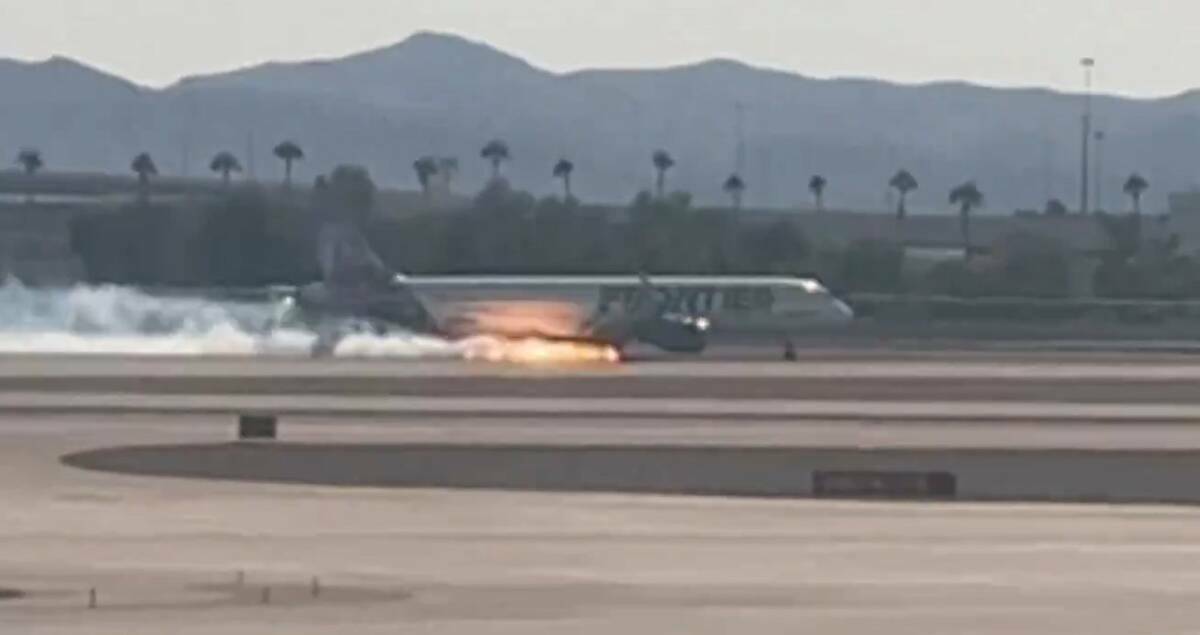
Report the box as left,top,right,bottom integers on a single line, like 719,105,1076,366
271,219,854,359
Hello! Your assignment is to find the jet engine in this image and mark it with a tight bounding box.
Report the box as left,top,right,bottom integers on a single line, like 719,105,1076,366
634,312,710,353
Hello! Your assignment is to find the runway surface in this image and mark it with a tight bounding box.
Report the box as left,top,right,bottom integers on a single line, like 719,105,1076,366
9,351,1200,406
6,349,1200,632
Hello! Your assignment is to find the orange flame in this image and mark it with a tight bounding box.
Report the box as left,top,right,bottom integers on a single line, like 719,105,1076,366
462,337,621,365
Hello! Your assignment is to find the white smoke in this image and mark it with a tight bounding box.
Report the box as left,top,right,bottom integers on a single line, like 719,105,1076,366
0,280,459,358
333,332,467,359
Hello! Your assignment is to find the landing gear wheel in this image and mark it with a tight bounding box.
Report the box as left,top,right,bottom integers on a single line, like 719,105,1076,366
782,339,798,362
610,345,626,363
311,328,340,359
311,338,336,359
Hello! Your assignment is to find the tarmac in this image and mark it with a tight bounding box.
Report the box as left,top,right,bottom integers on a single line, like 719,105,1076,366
6,350,1200,632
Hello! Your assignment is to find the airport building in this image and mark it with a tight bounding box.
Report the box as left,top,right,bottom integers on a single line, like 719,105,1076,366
1166,191,1200,252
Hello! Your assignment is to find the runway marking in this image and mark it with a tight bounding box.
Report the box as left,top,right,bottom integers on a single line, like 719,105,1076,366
6,357,1200,381
3,393,1200,421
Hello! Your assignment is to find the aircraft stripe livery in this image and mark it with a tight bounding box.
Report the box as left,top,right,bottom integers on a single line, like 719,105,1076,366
276,221,854,357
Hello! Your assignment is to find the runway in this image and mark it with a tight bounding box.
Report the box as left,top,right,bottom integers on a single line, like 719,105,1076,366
9,350,1200,404
6,350,1200,632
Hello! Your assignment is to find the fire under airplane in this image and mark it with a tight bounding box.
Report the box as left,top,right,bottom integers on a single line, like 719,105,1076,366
271,220,855,359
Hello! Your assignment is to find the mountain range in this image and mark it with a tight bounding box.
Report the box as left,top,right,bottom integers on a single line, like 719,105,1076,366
2,31,1198,213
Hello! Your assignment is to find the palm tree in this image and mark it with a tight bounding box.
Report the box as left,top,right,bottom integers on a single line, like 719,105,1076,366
273,141,304,187
889,169,919,220
723,173,746,211
16,148,43,176
413,156,439,198
949,181,984,260
15,149,43,203
1123,173,1149,215
480,140,510,180
131,152,158,204
1044,198,1068,216
209,151,242,187
808,175,827,211
652,150,675,198
552,158,575,200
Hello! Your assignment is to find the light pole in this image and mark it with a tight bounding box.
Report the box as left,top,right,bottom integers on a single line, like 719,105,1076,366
734,101,746,175
1080,57,1095,215
1093,129,1105,213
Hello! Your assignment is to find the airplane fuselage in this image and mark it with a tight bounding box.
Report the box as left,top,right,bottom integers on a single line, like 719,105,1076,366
285,275,852,355
406,275,852,340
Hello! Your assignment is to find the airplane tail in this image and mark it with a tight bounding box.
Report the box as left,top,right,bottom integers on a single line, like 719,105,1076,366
312,218,440,335
317,220,396,288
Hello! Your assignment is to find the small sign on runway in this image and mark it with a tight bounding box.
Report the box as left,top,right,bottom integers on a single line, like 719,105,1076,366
238,414,278,441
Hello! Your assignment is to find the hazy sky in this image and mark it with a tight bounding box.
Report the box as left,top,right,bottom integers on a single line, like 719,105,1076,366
1,0,1195,96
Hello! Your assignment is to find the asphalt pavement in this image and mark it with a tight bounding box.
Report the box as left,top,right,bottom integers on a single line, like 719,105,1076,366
5,350,1200,632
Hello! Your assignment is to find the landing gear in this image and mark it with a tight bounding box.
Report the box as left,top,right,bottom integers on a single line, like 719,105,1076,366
782,339,798,362
311,326,342,359
311,336,336,359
